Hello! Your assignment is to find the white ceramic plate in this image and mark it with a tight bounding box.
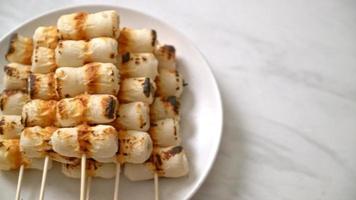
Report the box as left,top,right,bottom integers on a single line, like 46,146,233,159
0,4,222,200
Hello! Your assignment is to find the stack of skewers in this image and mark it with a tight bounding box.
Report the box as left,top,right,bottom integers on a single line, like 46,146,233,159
0,10,189,200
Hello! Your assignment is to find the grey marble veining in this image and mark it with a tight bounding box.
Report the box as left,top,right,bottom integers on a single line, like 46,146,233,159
0,0,355,199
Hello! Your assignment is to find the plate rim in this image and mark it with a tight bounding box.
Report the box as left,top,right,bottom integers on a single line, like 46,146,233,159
0,4,224,199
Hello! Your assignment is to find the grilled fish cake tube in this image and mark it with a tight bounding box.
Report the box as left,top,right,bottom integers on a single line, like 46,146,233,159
118,28,157,54
0,139,23,170
20,126,56,158
21,95,118,127
156,68,184,98
94,130,153,164
19,126,78,164
124,146,189,180
57,10,119,40
55,62,120,98
22,99,57,127
55,38,118,67
51,125,118,161
150,96,180,122
0,115,23,139
31,26,58,73
56,40,86,67
114,102,150,131
117,130,152,164
56,94,118,127
3,63,30,90
5,34,33,65
31,47,56,73
154,146,189,178
33,26,59,49
0,90,30,115
29,73,58,100
118,77,156,104
120,53,158,80
123,162,154,181
154,44,176,71
149,118,181,147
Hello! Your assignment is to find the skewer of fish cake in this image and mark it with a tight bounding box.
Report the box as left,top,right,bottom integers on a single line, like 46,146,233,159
56,10,121,197
154,44,188,199
1,12,119,198
31,25,105,199
154,44,181,200
2,33,33,200
51,61,119,200
117,29,185,200
30,26,61,200
108,31,159,198
28,26,63,199
31,20,120,199
124,44,189,200
113,80,156,200
28,60,121,197
123,119,190,197
110,100,152,200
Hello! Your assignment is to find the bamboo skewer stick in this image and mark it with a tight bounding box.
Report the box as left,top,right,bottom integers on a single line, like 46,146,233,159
15,165,25,200
113,163,121,200
154,173,159,200
80,154,87,200
38,156,50,200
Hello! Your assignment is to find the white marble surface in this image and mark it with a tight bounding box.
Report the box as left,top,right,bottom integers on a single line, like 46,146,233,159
1,0,356,199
